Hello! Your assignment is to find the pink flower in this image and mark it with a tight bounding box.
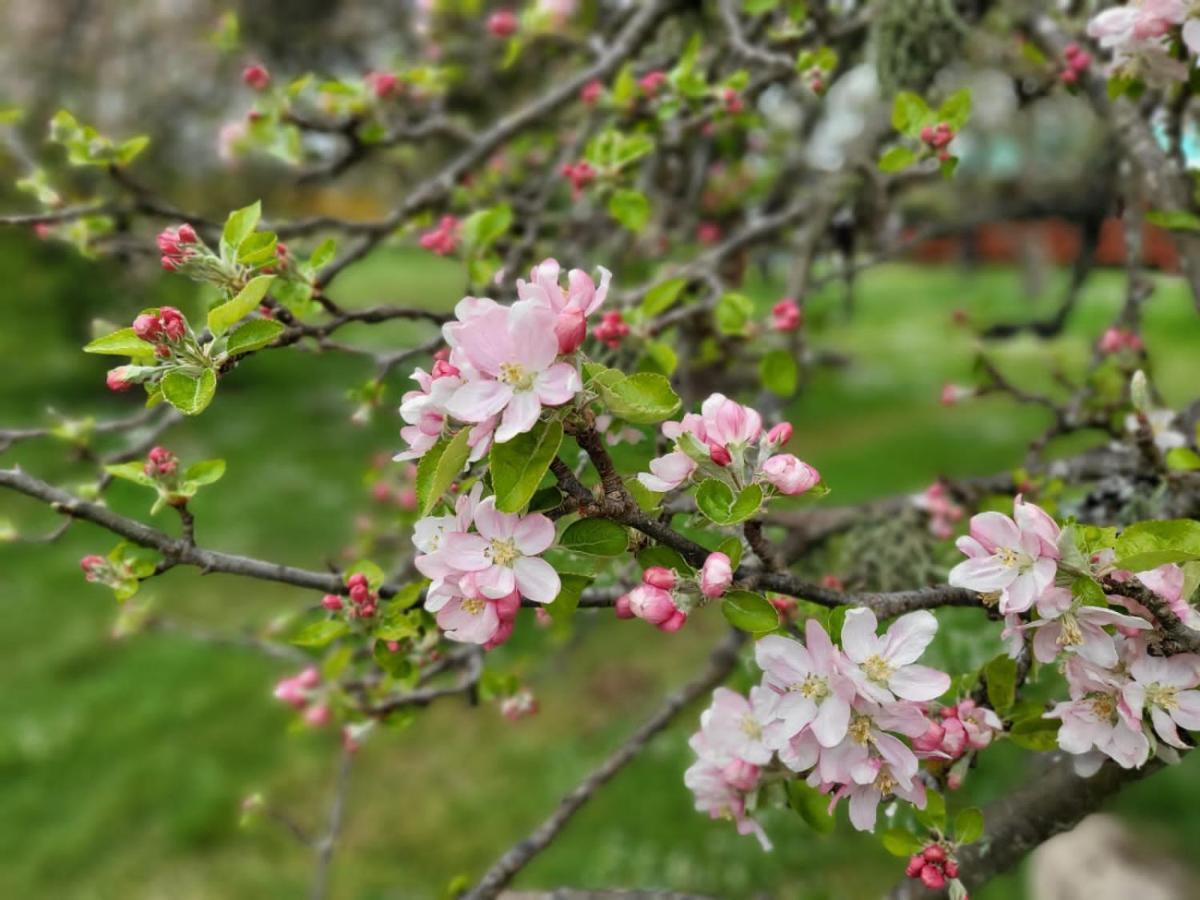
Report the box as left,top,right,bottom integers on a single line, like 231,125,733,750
755,622,855,747
515,258,611,354
953,699,1003,750
699,687,774,766
1136,563,1200,630
912,481,964,539
444,301,582,443
760,454,820,495
833,754,927,833
699,552,733,598
771,298,801,331
948,496,1060,613
841,608,951,703
1120,647,1200,748
636,451,696,493
1026,586,1152,668
1049,656,1149,770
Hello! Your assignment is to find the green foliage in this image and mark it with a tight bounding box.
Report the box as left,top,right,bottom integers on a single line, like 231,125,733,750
760,349,798,396
695,479,763,525
224,318,285,356
584,364,681,424
289,619,349,648
1115,519,1200,571
416,429,472,515
609,189,651,232
721,590,779,633
48,110,149,167
489,419,563,513
161,369,217,416
208,275,276,336
983,654,1017,715
954,807,983,844
715,292,754,335
787,781,835,833
559,518,629,556
641,277,688,317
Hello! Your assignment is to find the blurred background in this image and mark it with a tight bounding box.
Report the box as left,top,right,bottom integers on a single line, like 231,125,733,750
3,2,1200,899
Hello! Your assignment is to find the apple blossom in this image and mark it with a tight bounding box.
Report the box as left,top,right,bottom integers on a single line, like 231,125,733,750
1025,586,1152,668
948,496,1060,614
755,622,854,747
1126,408,1187,452
1049,654,1150,771
770,298,801,331
419,216,459,255
515,257,611,353
841,608,951,703
760,454,820,495
1119,647,1200,748
699,552,733,599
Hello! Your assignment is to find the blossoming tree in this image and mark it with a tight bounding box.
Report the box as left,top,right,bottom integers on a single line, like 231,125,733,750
5,1,1200,897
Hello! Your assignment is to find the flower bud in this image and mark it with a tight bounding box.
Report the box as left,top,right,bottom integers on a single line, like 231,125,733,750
494,590,521,622
699,552,733,599
614,593,635,619
158,307,186,341
642,566,677,590
106,367,134,391
905,856,925,878
709,444,733,467
133,314,162,341
297,666,320,689
721,759,759,791
919,864,945,890
321,594,344,611
912,720,946,753
176,224,197,244
627,584,677,626
554,308,588,354
347,572,369,590
657,608,687,632
922,844,946,863
944,860,959,878
366,71,399,99
580,79,603,105
765,422,793,446
80,555,106,581
487,9,518,38
761,454,820,495
304,703,331,727
242,64,270,91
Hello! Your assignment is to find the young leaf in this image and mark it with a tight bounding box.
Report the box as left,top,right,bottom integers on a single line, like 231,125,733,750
290,619,349,647
589,369,681,424
878,146,916,173
489,419,563,513
642,277,688,317
160,369,217,416
547,573,592,624
184,459,226,486
609,189,651,232
222,200,262,254
84,328,151,356
208,274,276,336
880,828,924,857
715,292,754,335
721,590,780,633
937,88,972,130
225,318,284,356
104,461,156,487
560,518,628,556
984,654,1017,714
891,91,929,135
954,807,984,844
416,428,472,516
1115,519,1200,570
695,479,763,525
760,349,798,396
916,789,945,831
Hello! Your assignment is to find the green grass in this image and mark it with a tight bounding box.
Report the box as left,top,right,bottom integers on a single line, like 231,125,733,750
2,234,1200,898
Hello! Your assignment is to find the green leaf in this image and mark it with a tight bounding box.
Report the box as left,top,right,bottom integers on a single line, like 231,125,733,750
1166,447,1200,471
184,459,226,485
695,479,763,525
954,807,984,845
609,189,650,232
641,339,678,376
588,368,681,424
881,828,924,857
1008,716,1059,751
347,559,386,591
161,369,217,416
290,619,349,647
984,654,1017,714
559,518,628,556
891,91,929,135
115,135,150,166
461,203,513,250
222,200,262,254
1115,519,1200,571
721,590,780,633
916,789,945,831
416,428,472,515
716,536,743,570
489,419,563,513
208,274,276,336
760,349,798,396
715,292,754,335
1146,209,1200,232
637,544,690,573
84,328,151,356
642,277,688,317
236,230,278,266
309,238,337,270
786,781,835,834
937,88,972,130
878,145,916,173
547,573,592,624
104,461,156,487
373,640,414,678
225,318,284,355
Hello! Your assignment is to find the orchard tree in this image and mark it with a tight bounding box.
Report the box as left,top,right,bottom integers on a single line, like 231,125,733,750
5,2,1200,898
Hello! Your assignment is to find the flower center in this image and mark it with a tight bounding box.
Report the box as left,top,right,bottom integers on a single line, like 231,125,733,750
849,713,872,745
461,597,486,615
1088,692,1116,721
874,770,897,795
862,655,893,683
740,714,762,740
489,537,520,567
979,591,1001,607
996,547,1025,568
1146,682,1179,711
1057,614,1083,648
499,362,535,391
791,673,829,701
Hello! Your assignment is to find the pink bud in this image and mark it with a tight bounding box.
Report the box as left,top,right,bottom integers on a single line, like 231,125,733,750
920,864,945,890
1060,68,1078,85
349,583,371,604
554,308,588,354
366,71,399,99
321,594,344,611
80,555,106,580
922,844,947,864
709,444,733,467
133,314,162,341
766,422,793,446
431,359,461,379
242,64,270,91
657,608,687,632
627,584,678,626
906,856,925,878
638,70,666,95
484,618,514,650
912,720,946,753
297,666,320,689
161,256,179,272
699,552,733,599
347,573,369,589
176,224,197,244
1064,43,1080,59
494,590,521,622
920,125,935,144
580,79,603,105
615,593,635,619
761,454,820,495
304,703,331,727
106,367,133,392
944,860,959,878
642,567,677,590
721,759,759,791
158,307,186,341
487,9,518,38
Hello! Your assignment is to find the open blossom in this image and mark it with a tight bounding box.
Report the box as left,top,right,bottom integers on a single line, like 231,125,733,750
1136,563,1200,631
1049,655,1150,772
1119,648,1200,748
841,608,951,703
443,299,581,443
755,622,854,746
948,496,1060,614
1125,408,1187,452
515,258,611,354
1025,586,1151,668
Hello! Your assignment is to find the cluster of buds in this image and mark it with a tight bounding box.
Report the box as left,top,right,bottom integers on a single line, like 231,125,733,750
560,160,596,199
770,298,801,332
365,70,399,100
107,305,195,392
912,481,964,540
419,215,459,256
593,310,630,348
580,79,603,105
487,8,518,38
639,70,667,97
242,64,271,91
272,666,330,727
157,224,198,271
919,122,955,162
722,88,744,114
345,572,378,618
500,688,539,721
1098,326,1144,354
80,554,117,586
904,844,961,892
1060,42,1092,85
143,446,178,478
615,553,734,632
913,699,1003,788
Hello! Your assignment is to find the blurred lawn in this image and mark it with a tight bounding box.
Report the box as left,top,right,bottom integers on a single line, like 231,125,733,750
2,233,1200,899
